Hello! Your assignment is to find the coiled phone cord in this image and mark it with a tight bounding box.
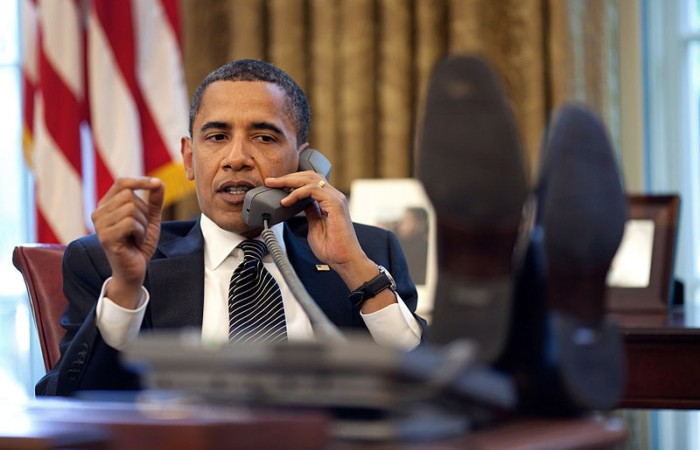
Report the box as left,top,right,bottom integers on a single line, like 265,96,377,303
261,219,347,343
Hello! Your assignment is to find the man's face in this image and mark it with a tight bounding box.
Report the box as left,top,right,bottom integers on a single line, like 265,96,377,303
182,80,304,236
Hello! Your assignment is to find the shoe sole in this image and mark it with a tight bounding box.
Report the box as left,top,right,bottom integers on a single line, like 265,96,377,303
538,103,627,321
418,55,528,364
531,103,627,412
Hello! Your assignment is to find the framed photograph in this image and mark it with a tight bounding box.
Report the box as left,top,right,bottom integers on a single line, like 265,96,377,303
348,179,437,321
606,194,680,312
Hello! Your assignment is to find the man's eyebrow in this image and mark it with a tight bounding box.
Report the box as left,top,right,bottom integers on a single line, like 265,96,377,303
251,121,284,136
199,121,231,133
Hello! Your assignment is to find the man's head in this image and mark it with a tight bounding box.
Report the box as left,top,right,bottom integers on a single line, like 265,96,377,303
182,60,311,236
188,59,310,145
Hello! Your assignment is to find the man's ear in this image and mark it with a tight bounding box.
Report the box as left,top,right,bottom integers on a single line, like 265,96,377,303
298,142,310,154
181,136,195,180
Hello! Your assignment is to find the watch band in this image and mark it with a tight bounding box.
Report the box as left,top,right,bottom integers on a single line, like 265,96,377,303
348,265,397,308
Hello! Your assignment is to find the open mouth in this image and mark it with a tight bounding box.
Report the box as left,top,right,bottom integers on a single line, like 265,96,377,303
217,182,256,205
220,185,252,195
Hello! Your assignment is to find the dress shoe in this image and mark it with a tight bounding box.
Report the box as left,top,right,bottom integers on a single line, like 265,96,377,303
503,103,627,414
417,54,529,365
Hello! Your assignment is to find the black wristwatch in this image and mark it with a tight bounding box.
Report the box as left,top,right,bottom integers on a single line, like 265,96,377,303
348,265,397,308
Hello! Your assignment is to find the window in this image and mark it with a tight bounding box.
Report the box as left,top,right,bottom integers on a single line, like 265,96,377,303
0,0,43,403
643,0,700,305
642,0,700,448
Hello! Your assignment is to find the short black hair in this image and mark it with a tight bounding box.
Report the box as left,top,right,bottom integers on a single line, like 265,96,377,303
188,59,310,145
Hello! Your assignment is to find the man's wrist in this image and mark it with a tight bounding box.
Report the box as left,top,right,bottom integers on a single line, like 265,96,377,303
97,278,149,350
348,265,397,308
105,277,143,310
330,255,400,313
331,254,377,290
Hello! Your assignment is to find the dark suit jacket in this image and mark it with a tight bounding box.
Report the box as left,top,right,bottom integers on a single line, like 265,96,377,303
36,217,425,396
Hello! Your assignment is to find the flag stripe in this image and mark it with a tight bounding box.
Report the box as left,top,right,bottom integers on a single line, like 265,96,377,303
93,140,115,201
88,3,142,199
133,0,189,165
159,0,181,45
32,0,86,243
39,0,83,95
93,0,170,170
35,205,58,245
39,45,83,173
33,96,86,242
22,0,192,244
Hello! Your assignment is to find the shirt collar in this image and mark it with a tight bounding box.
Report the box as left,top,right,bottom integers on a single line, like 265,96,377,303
200,213,286,270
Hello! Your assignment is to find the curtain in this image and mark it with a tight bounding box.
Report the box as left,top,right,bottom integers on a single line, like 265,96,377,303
177,0,619,196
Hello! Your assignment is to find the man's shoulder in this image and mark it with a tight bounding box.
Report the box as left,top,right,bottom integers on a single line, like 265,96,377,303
352,221,389,236
160,220,199,239
156,220,202,257
67,219,199,254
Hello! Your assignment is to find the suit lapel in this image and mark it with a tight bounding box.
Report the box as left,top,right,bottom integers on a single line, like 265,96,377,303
145,221,205,329
283,220,355,327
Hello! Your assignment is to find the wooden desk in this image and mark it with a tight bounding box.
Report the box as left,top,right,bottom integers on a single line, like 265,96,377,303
0,398,329,450
331,417,627,449
0,420,109,450
0,398,626,450
614,306,700,409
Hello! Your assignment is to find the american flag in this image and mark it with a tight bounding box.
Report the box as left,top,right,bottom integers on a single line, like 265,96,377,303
21,0,192,244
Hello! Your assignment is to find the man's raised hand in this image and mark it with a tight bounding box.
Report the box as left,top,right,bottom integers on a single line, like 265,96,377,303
91,177,164,309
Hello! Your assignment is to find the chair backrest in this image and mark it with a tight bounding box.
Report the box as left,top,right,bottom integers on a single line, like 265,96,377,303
12,244,67,371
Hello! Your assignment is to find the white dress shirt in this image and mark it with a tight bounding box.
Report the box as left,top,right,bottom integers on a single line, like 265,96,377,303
96,214,422,350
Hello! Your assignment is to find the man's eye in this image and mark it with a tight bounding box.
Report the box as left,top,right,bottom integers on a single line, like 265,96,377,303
255,135,276,143
207,133,227,142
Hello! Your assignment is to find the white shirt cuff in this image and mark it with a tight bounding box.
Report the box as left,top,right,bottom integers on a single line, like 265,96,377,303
360,294,422,350
95,277,149,351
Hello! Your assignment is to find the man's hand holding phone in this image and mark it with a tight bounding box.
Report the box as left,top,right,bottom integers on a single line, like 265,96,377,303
264,171,357,259
266,172,396,312
91,177,164,309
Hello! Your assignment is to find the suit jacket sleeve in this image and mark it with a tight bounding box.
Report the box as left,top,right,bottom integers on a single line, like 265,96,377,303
363,224,428,337
35,235,141,396
284,218,428,337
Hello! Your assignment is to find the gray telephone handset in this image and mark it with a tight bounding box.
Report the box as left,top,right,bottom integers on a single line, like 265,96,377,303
243,148,332,228
241,148,344,342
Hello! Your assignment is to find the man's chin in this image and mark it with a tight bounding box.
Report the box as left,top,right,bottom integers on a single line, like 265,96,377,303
240,226,264,239
206,212,250,235
225,219,262,238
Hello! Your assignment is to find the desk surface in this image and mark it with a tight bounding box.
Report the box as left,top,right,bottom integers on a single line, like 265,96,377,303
0,398,627,450
613,306,700,409
0,398,329,450
332,417,627,450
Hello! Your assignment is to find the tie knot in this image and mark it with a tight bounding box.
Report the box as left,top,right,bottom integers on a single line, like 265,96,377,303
238,239,267,262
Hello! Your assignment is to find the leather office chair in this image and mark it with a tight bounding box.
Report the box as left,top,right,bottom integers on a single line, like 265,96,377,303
12,244,67,371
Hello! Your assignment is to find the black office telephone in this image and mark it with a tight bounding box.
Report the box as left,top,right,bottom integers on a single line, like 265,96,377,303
243,148,332,228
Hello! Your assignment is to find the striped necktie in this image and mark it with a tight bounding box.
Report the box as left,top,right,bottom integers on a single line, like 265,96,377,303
228,239,287,343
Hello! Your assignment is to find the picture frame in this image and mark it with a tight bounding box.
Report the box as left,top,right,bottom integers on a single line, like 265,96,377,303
348,179,437,321
606,194,681,312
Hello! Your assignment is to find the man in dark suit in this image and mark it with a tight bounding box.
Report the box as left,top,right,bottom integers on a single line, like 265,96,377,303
37,59,426,396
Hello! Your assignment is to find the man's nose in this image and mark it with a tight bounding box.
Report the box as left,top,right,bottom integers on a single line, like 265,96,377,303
222,137,253,169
